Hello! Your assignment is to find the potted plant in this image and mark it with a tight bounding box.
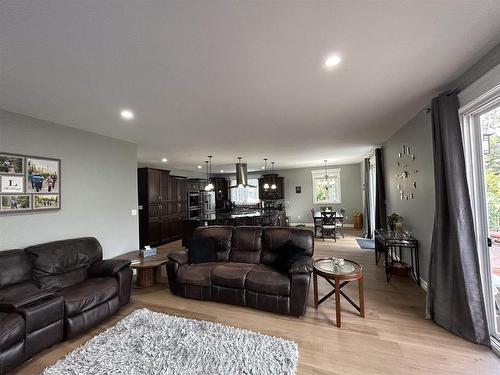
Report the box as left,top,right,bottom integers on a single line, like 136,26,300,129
387,212,401,231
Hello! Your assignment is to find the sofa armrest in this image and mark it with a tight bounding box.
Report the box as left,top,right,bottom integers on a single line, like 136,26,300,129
88,259,131,277
167,250,188,265
289,256,313,274
0,283,55,312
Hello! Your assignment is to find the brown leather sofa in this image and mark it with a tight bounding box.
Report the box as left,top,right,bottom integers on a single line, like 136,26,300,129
167,226,314,316
0,237,132,374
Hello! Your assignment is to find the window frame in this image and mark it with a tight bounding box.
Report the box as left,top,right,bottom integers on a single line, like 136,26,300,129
229,177,260,205
311,168,341,204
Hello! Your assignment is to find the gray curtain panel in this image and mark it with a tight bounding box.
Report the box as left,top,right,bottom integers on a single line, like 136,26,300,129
375,148,387,231
362,158,372,238
427,92,490,347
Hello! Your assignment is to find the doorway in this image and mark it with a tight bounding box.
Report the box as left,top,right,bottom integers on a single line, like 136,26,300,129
461,87,500,349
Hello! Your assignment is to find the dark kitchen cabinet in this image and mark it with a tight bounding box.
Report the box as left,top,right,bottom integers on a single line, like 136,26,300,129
259,175,284,200
211,177,229,209
138,168,187,248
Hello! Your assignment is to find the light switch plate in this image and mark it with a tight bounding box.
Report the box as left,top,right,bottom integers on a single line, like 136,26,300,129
131,209,137,216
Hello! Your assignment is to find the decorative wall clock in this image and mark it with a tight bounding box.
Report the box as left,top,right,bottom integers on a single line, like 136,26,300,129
395,144,417,200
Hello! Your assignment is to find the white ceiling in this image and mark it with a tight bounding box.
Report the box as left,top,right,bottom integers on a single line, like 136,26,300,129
1,1,500,173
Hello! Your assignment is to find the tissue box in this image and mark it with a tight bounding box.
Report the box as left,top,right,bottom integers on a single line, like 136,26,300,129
139,247,157,257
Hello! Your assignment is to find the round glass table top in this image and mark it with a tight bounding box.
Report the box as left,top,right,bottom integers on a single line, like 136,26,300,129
314,258,361,276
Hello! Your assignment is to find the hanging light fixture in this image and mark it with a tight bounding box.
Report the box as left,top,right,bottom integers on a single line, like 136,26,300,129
323,159,330,191
263,158,269,190
205,156,214,191
271,161,277,190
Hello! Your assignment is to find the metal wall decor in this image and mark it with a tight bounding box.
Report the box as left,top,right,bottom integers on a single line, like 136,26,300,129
395,144,417,200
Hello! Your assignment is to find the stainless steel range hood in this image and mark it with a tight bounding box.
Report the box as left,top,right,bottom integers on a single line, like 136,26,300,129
230,158,256,188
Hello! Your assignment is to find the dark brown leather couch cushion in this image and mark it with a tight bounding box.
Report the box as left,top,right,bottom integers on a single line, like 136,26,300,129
229,226,263,264
260,227,313,266
0,281,54,310
25,237,102,275
36,269,88,292
193,226,233,261
211,263,254,289
246,264,291,296
57,277,118,317
0,312,25,351
25,237,103,291
177,262,219,287
0,250,32,289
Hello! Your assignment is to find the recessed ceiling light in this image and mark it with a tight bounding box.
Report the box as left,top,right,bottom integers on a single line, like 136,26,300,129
197,165,202,169
120,109,134,120
324,54,341,69
161,158,168,163
220,169,224,173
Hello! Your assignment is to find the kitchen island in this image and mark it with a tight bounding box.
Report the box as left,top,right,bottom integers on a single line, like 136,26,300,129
181,209,287,246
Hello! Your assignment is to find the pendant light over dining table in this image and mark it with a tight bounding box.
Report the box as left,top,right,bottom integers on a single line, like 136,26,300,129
323,159,330,191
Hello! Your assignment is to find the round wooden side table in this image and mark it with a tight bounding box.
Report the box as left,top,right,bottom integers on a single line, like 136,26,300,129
115,249,169,288
313,258,365,328
130,258,167,287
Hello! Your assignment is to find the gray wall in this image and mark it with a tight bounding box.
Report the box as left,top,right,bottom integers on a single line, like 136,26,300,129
0,110,139,258
383,109,435,283
276,164,362,225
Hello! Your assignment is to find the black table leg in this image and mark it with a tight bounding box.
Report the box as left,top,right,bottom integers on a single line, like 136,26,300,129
415,245,420,286
384,244,390,282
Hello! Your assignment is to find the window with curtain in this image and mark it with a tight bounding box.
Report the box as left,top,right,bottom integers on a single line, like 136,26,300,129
230,178,260,205
311,169,341,204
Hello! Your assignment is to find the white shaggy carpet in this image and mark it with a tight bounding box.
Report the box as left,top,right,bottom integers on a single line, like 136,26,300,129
43,308,299,374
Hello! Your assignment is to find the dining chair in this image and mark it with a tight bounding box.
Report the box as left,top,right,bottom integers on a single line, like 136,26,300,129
311,208,322,237
335,208,345,238
321,211,337,242
320,206,333,212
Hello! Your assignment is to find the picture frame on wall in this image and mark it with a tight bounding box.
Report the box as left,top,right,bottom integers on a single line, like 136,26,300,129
0,175,25,193
33,194,60,210
0,154,24,175
0,195,31,212
26,157,60,194
0,152,61,214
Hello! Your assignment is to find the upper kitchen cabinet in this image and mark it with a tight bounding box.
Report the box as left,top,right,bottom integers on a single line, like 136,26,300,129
138,168,187,248
258,175,284,200
211,177,229,209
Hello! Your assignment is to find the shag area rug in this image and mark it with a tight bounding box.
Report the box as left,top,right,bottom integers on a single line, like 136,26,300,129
43,308,299,375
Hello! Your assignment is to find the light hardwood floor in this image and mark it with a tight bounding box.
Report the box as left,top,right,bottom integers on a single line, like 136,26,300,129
12,229,499,374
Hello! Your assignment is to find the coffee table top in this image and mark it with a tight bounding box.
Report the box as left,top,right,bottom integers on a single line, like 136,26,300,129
114,248,171,269
313,258,362,278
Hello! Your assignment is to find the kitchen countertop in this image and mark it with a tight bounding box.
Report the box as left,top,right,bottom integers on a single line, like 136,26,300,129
186,209,284,221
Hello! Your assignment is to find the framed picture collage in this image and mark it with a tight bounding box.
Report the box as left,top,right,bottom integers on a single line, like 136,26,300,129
0,153,61,214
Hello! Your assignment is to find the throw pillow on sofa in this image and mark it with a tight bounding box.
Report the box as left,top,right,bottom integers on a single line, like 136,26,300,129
271,240,305,273
187,237,218,264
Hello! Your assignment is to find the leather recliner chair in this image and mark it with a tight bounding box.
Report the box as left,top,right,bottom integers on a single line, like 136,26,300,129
0,237,132,374
0,249,63,374
167,226,314,316
24,237,133,339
